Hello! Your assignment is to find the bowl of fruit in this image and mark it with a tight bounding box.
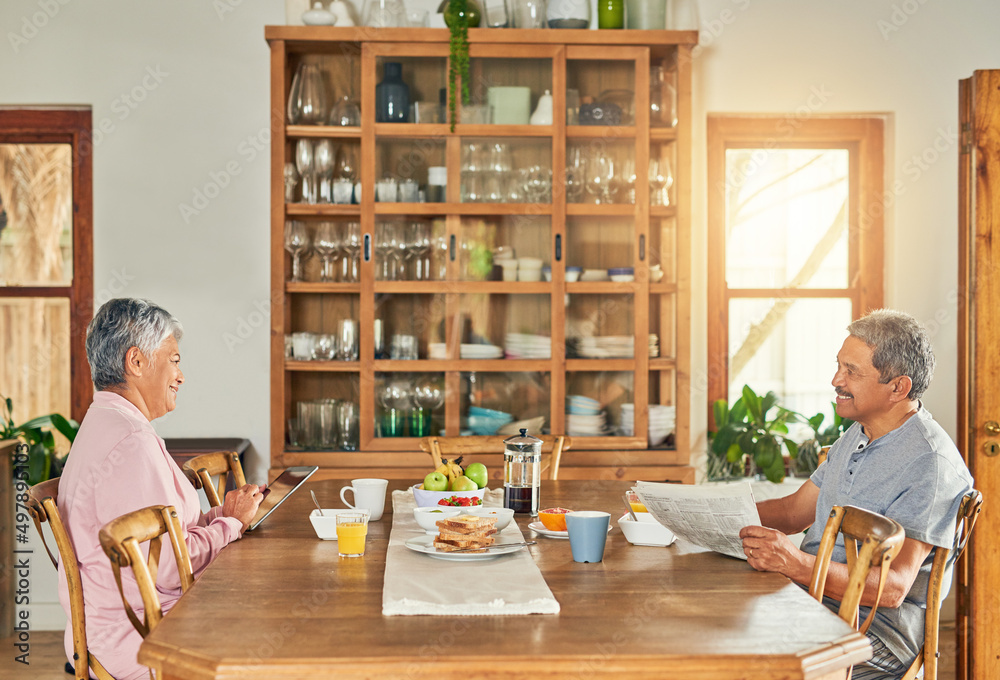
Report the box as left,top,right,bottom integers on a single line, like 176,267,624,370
412,457,490,507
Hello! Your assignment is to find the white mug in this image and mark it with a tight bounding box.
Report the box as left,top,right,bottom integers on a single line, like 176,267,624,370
340,478,388,521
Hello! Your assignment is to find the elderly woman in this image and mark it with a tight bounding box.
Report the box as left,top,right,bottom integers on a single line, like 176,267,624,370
57,298,264,680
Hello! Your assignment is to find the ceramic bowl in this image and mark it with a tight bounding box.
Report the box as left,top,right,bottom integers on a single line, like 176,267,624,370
465,506,515,531
618,513,675,547
309,508,370,540
411,484,487,508
565,267,582,282
413,506,463,534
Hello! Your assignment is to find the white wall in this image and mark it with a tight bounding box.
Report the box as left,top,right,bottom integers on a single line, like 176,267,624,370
2,0,998,473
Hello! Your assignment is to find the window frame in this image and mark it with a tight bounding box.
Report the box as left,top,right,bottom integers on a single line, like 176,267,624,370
0,107,94,422
706,115,884,416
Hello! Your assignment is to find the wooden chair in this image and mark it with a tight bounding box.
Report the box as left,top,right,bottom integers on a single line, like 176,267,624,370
818,445,831,467
809,505,906,633
98,505,194,638
181,451,247,508
900,489,983,680
26,478,114,680
420,435,572,481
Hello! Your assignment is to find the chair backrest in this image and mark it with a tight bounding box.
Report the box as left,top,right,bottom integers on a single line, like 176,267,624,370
420,435,572,481
900,489,983,680
98,505,194,638
181,451,246,508
818,445,831,467
809,505,906,632
26,478,114,680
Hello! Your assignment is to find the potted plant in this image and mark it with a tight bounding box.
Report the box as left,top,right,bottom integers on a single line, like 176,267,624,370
708,385,803,484
441,0,480,130
2,395,79,485
793,406,855,477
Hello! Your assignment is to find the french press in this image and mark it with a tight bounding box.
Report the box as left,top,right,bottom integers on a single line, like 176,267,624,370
502,429,542,515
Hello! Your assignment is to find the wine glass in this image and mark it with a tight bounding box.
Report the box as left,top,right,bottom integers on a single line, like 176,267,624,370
621,155,637,205
375,221,400,281
314,222,341,282
410,376,444,437
341,221,361,283
283,162,299,203
295,139,315,204
313,140,335,203
335,145,357,182
649,157,674,206
297,63,328,125
329,94,361,126
565,146,585,203
585,155,613,205
284,220,310,282
408,222,432,280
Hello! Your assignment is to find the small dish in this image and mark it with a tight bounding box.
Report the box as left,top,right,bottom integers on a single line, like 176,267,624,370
565,267,582,282
617,513,676,547
465,506,515,531
413,506,463,534
580,269,609,282
309,508,370,540
610,274,635,282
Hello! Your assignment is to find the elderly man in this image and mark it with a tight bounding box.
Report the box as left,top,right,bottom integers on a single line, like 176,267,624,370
739,309,973,680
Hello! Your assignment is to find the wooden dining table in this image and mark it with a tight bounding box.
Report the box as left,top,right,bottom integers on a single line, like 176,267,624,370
138,479,871,680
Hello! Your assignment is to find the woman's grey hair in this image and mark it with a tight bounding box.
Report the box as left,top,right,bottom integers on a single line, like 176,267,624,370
86,298,183,391
848,309,935,400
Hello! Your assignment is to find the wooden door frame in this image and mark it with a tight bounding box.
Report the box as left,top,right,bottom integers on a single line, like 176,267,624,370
705,114,885,417
0,106,94,423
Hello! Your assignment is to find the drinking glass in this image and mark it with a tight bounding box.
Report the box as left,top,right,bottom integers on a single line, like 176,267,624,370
649,157,673,206
408,222,432,280
291,63,328,125
284,220,310,282
315,333,336,360
337,319,359,361
620,155,637,204
337,401,359,451
586,156,614,205
565,147,585,203
295,139,315,204
364,0,405,27
483,0,510,26
375,221,401,280
336,512,369,557
329,94,361,127
314,221,341,282
512,0,547,27
378,380,412,437
341,221,361,283
283,162,299,203
335,145,357,182
313,140,335,203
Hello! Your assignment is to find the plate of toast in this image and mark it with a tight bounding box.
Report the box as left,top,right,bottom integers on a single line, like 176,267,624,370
406,513,524,560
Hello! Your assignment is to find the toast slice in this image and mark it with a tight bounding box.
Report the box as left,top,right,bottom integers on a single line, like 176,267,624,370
433,535,496,552
435,514,498,535
437,527,497,541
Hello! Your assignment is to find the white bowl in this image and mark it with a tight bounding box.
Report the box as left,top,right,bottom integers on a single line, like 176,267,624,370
465,506,515,531
610,274,635,282
411,484,487,508
518,257,543,268
517,268,543,282
580,269,609,282
413,506,463,533
309,509,370,540
565,269,581,282
618,513,675,547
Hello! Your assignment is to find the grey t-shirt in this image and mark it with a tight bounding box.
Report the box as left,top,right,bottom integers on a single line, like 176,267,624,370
803,405,973,667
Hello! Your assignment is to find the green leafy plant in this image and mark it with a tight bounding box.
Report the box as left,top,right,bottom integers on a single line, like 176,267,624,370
443,0,477,131
793,405,854,476
2,395,78,485
709,385,802,484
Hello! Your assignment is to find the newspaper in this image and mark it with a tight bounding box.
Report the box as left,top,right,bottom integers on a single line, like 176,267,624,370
634,481,761,560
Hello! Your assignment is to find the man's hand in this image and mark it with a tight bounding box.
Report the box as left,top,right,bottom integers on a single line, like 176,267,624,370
739,525,813,584
222,483,267,533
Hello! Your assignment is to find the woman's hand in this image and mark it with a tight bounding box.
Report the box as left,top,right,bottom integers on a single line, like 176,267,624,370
222,483,267,533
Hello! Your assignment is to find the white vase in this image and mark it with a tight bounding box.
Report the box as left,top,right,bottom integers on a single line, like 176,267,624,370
668,0,699,30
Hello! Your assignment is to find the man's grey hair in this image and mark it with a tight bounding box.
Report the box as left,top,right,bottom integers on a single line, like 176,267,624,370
86,298,183,391
847,309,935,400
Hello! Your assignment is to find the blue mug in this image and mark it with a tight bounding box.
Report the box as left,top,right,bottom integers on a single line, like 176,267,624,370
565,511,611,563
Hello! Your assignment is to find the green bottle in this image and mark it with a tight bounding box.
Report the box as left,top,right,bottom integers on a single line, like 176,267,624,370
598,0,624,28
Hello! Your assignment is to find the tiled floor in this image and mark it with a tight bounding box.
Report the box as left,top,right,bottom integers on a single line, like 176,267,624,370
0,626,960,679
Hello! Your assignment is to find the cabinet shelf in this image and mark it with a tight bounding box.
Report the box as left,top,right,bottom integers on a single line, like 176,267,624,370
269,27,693,481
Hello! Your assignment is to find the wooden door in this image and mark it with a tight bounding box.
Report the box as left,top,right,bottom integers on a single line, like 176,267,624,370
957,68,1000,680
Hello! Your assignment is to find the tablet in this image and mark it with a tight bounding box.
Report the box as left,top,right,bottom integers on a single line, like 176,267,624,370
246,466,318,531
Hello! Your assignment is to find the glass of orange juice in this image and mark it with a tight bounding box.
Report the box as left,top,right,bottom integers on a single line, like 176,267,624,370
626,490,648,514
337,512,369,557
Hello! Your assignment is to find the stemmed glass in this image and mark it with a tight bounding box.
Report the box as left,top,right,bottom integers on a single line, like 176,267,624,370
621,155,637,205
314,140,335,203
408,222,432,280
375,222,401,281
565,146,585,203
586,155,614,205
283,162,299,203
341,221,361,283
410,376,444,437
335,145,358,183
314,222,341,282
295,139,315,204
649,157,674,206
284,220,310,282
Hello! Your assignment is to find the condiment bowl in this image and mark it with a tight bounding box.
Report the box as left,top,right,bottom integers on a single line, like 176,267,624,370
413,506,463,534
310,508,370,541
465,506,515,531
617,513,676,547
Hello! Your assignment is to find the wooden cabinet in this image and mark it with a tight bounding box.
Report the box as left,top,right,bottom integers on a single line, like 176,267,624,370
266,27,695,483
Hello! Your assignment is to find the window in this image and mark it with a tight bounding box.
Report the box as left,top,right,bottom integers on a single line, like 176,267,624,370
0,107,93,424
706,116,884,421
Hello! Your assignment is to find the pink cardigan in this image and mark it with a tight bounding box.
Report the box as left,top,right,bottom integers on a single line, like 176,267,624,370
57,391,243,680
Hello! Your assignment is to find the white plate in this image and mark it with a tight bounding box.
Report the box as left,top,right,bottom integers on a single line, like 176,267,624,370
528,521,613,539
404,535,526,561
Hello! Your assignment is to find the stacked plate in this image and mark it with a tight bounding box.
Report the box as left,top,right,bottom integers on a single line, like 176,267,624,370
566,395,608,436
505,333,551,359
427,343,504,360
649,333,659,358
619,404,676,446
467,405,514,435
577,335,634,358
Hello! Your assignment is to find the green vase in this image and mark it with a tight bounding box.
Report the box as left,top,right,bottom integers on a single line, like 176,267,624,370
597,0,624,28
442,0,481,27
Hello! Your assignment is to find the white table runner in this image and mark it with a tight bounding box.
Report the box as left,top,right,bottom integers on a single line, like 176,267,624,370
382,489,561,616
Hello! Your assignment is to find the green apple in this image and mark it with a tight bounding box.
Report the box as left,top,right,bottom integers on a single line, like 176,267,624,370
464,462,488,489
423,471,448,492
450,475,479,492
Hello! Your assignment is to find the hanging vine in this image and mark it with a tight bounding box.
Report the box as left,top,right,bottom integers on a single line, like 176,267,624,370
446,0,471,131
